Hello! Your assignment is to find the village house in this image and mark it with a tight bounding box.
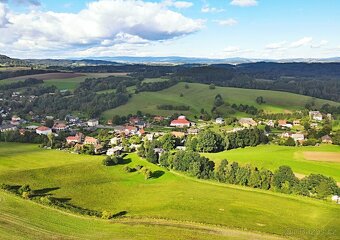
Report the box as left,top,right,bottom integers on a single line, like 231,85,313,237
137,128,146,136
239,118,257,128
0,124,17,132
10,115,21,125
110,137,121,145
124,125,138,135
266,120,275,127
87,119,99,127
278,120,293,128
66,133,84,144
321,135,333,144
170,116,191,128
187,128,199,135
65,115,79,123
107,146,123,156
84,136,99,146
171,131,186,138
291,133,305,142
281,132,292,138
145,133,154,141
129,117,140,125
153,116,164,122
215,118,224,124
309,111,323,121
52,122,68,131
36,126,52,135
293,120,301,126
135,121,146,129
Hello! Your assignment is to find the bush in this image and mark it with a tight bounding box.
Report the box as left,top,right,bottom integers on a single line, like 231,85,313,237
135,165,143,171
141,168,153,180
18,184,31,195
123,166,136,172
101,210,113,219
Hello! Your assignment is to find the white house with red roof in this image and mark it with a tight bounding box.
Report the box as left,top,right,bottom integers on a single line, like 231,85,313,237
170,116,191,128
36,126,52,135
84,136,99,146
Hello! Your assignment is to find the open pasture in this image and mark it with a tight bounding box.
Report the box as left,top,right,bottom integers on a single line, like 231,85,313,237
0,143,339,239
102,82,339,119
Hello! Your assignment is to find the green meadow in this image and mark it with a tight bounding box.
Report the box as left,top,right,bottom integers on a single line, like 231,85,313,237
0,72,117,90
102,82,339,119
0,143,339,239
203,144,340,182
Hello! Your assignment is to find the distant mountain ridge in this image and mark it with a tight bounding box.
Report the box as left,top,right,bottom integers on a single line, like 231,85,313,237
0,54,28,67
2,54,340,66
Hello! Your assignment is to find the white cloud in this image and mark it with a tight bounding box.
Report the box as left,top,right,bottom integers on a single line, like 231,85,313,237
214,18,238,26
0,0,203,56
0,3,9,27
201,6,225,13
223,46,240,52
230,0,258,7
265,41,287,50
290,37,313,48
311,40,328,48
163,0,193,9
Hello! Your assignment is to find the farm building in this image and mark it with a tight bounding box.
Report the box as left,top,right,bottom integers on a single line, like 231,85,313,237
107,146,123,156
84,136,99,146
170,116,191,128
87,119,99,127
239,118,257,128
36,126,52,135
321,135,333,144
215,118,224,124
309,111,323,121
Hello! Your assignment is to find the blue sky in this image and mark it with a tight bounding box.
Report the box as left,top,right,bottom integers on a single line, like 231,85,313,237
0,0,340,59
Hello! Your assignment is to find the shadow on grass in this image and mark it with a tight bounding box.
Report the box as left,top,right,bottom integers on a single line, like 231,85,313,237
52,197,72,203
119,157,132,165
152,170,165,179
112,210,128,218
32,187,60,197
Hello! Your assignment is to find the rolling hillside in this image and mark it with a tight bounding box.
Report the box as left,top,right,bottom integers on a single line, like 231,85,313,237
0,143,339,240
102,82,339,119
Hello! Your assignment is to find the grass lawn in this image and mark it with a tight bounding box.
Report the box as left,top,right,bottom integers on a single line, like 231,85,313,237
203,144,340,182
102,82,339,119
0,72,120,90
0,191,286,240
0,143,339,239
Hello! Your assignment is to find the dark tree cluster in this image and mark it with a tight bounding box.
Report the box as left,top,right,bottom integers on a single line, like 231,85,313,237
0,78,43,90
0,69,54,80
231,103,260,115
157,104,190,111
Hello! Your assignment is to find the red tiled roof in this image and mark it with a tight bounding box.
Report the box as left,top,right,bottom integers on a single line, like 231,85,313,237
171,119,190,125
37,126,50,131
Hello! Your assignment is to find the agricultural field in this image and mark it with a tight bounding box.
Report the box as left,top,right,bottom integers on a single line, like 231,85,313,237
102,82,339,119
203,144,340,182
0,143,339,239
0,72,124,90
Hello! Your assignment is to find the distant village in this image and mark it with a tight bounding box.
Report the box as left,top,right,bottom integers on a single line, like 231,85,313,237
0,106,337,157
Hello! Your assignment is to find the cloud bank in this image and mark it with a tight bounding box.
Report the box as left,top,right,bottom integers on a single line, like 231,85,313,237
0,0,203,57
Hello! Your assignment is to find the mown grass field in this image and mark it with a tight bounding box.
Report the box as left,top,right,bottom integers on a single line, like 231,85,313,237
0,143,339,239
203,144,340,182
0,72,119,90
102,82,339,119
0,192,285,240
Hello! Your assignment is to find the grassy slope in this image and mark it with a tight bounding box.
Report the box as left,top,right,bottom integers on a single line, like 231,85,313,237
203,145,340,182
102,82,339,119
0,73,116,90
0,192,287,240
0,143,339,239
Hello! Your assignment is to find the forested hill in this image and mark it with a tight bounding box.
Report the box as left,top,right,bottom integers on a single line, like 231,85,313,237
0,54,28,67
173,64,340,102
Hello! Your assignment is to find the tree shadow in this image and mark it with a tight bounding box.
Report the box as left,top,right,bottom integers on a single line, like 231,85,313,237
112,210,127,218
152,170,165,179
119,157,132,165
32,187,60,197
52,197,72,203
